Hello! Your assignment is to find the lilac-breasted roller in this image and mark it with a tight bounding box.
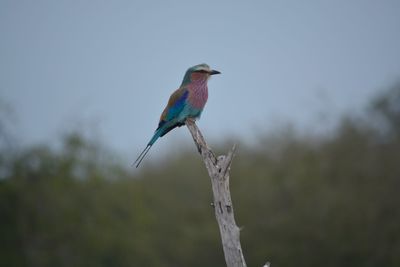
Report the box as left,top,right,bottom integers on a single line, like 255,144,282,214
133,63,221,168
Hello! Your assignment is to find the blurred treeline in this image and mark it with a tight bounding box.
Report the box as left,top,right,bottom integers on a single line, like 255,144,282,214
1,85,400,267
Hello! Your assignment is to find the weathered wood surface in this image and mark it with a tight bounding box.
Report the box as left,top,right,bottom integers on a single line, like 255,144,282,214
186,119,247,267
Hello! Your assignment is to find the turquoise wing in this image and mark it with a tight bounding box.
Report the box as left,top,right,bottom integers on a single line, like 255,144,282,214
158,87,188,129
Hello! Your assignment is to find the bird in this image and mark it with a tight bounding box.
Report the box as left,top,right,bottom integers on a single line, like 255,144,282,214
133,63,221,168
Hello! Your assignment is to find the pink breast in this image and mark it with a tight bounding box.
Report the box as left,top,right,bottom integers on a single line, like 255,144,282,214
188,83,208,109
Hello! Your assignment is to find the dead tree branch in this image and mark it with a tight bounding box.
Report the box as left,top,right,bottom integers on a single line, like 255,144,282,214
186,119,247,267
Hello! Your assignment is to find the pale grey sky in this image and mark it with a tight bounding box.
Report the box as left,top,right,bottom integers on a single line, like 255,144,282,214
1,0,400,160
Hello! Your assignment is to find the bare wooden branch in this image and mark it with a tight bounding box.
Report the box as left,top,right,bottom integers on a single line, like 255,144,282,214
186,119,247,267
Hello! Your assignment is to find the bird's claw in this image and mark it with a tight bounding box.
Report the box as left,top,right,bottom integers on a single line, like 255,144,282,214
186,118,196,125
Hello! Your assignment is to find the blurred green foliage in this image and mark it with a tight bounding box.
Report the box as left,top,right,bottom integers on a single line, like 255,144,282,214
1,85,400,267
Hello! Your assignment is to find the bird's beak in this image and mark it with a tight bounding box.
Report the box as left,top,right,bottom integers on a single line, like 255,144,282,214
209,69,221,75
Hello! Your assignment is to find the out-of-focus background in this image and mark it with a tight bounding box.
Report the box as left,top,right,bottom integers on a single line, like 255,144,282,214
1,1,400,266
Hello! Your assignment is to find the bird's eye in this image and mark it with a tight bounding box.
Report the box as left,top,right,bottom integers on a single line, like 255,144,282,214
195,70,208,73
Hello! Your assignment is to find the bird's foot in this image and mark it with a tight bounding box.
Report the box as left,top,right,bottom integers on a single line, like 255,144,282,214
185,117,196,125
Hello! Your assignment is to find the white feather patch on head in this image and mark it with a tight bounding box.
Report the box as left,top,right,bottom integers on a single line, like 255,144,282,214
193,63,211,72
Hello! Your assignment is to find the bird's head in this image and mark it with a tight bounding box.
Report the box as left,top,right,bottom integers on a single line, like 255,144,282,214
181,63,221,85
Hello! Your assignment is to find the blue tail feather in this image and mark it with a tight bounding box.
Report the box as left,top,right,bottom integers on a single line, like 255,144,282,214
148,127,164,146
133,124,171,168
